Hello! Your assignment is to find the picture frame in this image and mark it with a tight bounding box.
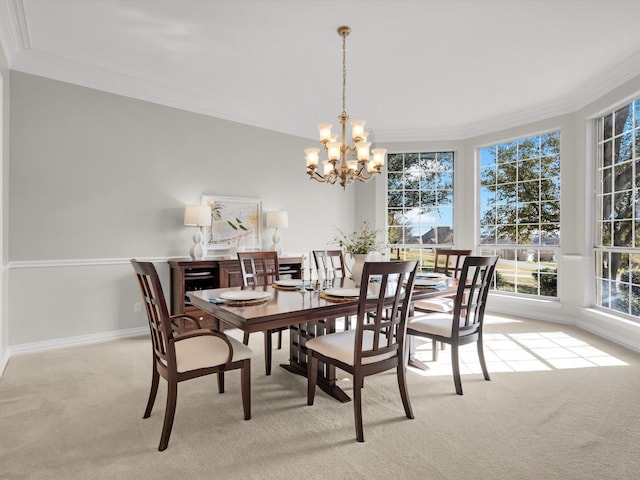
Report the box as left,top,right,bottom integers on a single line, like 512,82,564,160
201,194,262,252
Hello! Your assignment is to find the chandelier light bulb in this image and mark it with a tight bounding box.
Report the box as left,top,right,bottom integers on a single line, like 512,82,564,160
305,147,320,167
327,141,341,161
372,148,387,167
351,120,366,141
356,141,371,161
317,124,332,142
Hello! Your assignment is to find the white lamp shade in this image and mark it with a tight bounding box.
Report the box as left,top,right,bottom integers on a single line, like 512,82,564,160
351,120,366,140
356,141,371,161
266,211,288,229
184,205,210,226
372,148,387,167
327,142,341,161
305,147,320,167
317,123,332,142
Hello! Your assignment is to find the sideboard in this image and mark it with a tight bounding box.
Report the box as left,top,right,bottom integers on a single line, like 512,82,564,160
168,256,303,329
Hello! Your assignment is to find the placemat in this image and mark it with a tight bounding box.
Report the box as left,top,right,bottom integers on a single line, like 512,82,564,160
405,282,448,290
320,292,358,303
272,283,297,291
223,297,272,307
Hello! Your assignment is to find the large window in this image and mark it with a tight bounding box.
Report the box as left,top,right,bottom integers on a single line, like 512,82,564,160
595,97,640,318
387,152,454,267
478,131,561,297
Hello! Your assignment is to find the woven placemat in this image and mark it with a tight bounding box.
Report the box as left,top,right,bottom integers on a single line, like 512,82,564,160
223,297,271,307
319,292,358,303
272,284,298,291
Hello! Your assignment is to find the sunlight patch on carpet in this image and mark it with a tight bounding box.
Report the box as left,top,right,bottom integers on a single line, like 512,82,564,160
410,331,627,377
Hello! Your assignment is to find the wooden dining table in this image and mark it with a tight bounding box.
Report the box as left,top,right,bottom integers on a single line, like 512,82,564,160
188,277,457,402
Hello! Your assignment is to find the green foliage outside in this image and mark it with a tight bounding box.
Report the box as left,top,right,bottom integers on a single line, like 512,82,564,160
617,268,640,316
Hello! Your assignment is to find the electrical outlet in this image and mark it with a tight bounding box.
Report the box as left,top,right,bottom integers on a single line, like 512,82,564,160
134,303,142,314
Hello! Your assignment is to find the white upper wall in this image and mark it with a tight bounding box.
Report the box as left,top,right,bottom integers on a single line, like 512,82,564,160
9,72,355,262
0,35,9,371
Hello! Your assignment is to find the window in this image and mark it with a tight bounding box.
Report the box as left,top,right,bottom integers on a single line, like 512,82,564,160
595,97,640,318
387,151,454,267
478,131,561,297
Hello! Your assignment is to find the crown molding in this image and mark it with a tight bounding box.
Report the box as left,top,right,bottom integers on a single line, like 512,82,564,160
10,47,315,139
0,0,30,62
6,36,640,144
571,49,640,111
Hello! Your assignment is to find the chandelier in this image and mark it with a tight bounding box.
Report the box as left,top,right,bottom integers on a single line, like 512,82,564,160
305,26,386,188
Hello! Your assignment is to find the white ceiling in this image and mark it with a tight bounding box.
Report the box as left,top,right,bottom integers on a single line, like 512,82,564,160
2,0,640,142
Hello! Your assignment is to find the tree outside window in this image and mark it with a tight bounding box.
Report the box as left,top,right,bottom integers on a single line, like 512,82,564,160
479,131,561,297
595,98,640,318
387,151,454,268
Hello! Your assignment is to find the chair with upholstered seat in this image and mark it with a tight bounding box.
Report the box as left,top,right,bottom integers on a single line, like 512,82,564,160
306,260,418,442
313,249,351,329
131,259,252,451
313,249,347,280
415,248,472,360
407,255,498,395
237,251,287,375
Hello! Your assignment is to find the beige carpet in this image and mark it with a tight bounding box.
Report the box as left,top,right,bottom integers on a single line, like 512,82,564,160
1,314,639,480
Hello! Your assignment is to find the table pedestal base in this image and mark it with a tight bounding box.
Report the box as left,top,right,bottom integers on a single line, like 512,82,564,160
280,363,351,403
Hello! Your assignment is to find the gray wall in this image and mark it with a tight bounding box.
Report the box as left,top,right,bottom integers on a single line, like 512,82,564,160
8,72,356,347
6,66,640,355
0,39,8,371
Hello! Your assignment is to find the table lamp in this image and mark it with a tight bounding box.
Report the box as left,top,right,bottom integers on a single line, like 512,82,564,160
184,204,210,260
266,211,288,256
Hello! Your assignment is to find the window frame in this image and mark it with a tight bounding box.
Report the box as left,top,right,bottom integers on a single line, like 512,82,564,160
477,129,561,299
593,95,640,319
385,150,457,268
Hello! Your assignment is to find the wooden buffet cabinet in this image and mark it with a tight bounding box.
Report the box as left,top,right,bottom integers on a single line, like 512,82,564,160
168,256,302,329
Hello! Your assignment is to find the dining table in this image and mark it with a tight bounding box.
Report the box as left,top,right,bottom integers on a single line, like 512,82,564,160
188,275,457,403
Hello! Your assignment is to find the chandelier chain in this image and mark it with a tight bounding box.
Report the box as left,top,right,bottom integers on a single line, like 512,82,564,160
342,30,347,115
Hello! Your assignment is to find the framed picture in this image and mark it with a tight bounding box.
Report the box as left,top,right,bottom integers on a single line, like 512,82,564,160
201,195,262,252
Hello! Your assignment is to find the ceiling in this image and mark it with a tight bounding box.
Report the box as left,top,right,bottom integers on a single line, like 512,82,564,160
1,0,640,142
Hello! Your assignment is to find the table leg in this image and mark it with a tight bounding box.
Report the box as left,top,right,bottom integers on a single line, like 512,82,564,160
407,334,430,371
281,317,351,403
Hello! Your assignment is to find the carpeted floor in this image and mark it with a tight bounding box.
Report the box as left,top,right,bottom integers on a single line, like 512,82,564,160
1,314,639,480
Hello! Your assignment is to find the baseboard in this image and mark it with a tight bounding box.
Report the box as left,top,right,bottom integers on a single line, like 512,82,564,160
578,308,640,354
0,348,9,376
8,326,148,356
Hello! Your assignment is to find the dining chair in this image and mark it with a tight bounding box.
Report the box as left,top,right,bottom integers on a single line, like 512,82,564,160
130,259,252,451
407,255,498,395
415,248,472,360
306,260,419,442
313,249,352,329
237,251,286,375
312,249,347,279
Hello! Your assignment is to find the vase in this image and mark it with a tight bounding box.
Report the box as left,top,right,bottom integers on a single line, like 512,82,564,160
348,253,371,286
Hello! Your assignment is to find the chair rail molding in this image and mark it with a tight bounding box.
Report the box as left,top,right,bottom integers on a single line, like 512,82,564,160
8,256,174,269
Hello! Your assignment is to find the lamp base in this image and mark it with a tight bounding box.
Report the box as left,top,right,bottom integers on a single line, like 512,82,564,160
270,229,283,256
189,226,207,260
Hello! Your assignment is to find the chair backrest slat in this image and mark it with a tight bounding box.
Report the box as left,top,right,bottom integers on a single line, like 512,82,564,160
237,251,280,287
313,250,347,279
131,259,174,363
452,256,498,338
354,260,418,362
434,249,472,279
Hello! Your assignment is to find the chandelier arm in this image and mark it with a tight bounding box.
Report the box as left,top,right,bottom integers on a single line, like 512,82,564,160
308,171,326,183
